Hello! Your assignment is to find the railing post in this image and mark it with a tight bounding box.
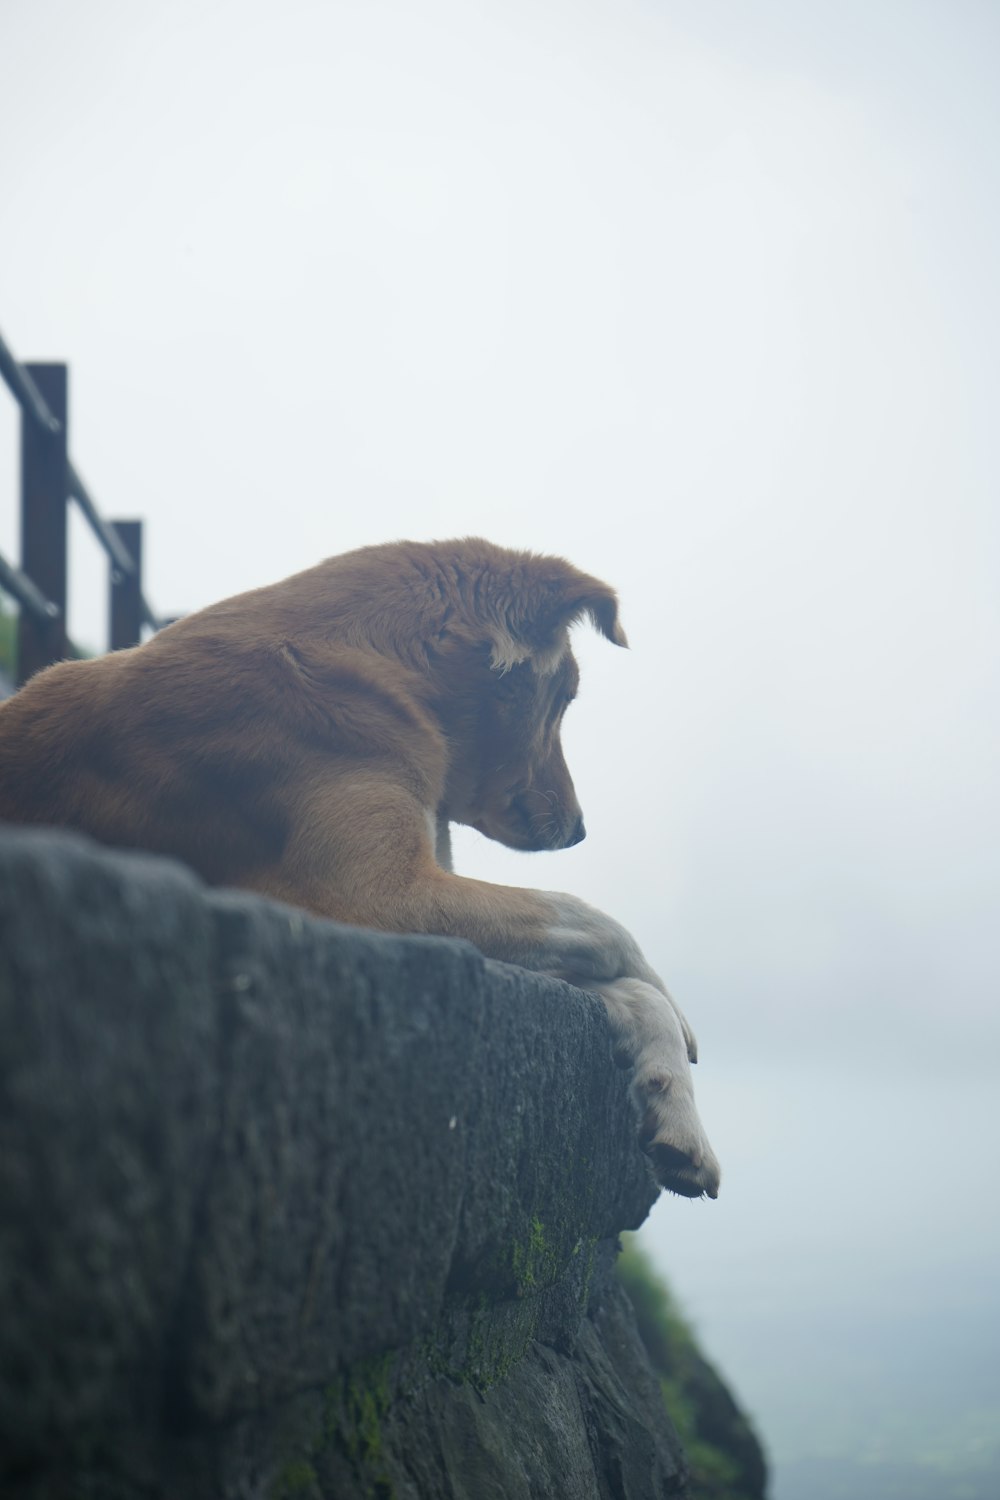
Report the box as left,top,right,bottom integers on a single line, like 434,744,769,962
109,520,144,651
18,363,69,684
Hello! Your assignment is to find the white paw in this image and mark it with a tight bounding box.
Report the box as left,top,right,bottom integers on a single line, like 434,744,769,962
594,978,720,1200
632,1057,721,1200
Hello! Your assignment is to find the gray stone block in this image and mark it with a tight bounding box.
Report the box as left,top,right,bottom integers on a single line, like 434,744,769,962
0,828,685,1499
0,830,218,1477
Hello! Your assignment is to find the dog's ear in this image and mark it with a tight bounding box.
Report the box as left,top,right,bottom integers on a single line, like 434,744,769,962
558,582,629,649
537,564,628,651
493,568,627,673
482,552,627,672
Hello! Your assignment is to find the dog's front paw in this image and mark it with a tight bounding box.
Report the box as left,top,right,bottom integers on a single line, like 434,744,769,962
632,1059,721,1200
594,977,720,1200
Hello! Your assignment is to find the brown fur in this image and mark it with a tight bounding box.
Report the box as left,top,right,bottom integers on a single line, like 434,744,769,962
0,537,720,1198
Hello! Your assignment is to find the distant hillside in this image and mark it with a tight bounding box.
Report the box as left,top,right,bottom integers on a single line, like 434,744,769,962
618,1237,768,1500
776,1454,1000,1500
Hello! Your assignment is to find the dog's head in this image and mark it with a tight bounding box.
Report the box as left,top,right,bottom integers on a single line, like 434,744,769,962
429,540,628,853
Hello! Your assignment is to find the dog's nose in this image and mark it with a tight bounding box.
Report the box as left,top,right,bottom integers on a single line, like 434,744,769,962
566,815,586,847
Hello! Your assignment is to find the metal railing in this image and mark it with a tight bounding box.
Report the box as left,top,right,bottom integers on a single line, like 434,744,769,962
0,326,162,687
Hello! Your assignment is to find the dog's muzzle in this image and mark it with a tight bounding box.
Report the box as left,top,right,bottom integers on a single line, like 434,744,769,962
565,815,586,848
509,795,586,851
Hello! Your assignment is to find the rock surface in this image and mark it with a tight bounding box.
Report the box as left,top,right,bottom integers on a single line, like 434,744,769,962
0,828,703,1498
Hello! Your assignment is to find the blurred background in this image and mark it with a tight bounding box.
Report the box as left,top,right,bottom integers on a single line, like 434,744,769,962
1,2,997,1495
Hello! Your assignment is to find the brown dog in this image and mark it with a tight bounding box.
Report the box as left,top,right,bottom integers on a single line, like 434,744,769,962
0,538,719,1198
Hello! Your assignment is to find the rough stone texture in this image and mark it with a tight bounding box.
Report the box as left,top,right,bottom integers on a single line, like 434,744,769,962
0,828,687,1498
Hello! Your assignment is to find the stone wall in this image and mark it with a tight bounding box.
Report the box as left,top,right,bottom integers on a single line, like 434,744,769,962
0,828,710,1498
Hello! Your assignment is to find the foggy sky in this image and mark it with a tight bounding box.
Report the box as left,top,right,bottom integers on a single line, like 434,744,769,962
1,2,998,1492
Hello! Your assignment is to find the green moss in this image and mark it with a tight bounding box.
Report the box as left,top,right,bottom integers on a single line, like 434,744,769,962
321,1352,396,1498
503,1204,598,1300
417,1220,595,1397
269,1458,319,1499
418,1329,465,1385
309,1210,599,1485
417,1290,536,1392
510,1214,560,1294
466,1295,534,1386
0,601,16,681
572,1234,599,1306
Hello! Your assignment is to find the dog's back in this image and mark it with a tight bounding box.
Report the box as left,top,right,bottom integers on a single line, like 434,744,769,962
0,542,454,885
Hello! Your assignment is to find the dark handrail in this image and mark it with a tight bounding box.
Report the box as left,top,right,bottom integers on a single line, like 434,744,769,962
0,331,61,434
0,553,84,663
0,325,163,641
1,329,141,583
0,552,60,624
67,461,138,580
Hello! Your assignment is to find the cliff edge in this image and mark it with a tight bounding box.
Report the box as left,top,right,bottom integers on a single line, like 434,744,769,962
0,827,759,1498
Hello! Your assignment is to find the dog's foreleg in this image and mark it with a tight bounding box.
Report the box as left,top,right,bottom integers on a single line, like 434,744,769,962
433,812,454,872
278,783,719,1196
